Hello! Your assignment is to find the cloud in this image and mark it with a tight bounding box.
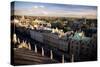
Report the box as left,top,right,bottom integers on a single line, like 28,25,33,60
33,6,38,8
40,5,45,8
33,5,45,9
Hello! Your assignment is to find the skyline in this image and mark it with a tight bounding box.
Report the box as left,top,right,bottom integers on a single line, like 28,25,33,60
12,1,97,19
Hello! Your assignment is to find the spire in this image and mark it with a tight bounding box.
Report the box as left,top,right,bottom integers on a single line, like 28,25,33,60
71,54,74,62
41,47,44,56
35,44,37,53
28,42,31,50
50,50,53,59
62,54,65,63
13,33,17,44
17,37,20,44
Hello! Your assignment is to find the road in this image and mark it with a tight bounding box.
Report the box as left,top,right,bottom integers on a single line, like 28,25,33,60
13,48,58,65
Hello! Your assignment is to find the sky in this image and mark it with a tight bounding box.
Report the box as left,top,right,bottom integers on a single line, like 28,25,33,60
12,1,97,19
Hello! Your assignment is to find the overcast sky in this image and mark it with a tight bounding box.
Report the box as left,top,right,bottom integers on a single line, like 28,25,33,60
12,1,97,19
